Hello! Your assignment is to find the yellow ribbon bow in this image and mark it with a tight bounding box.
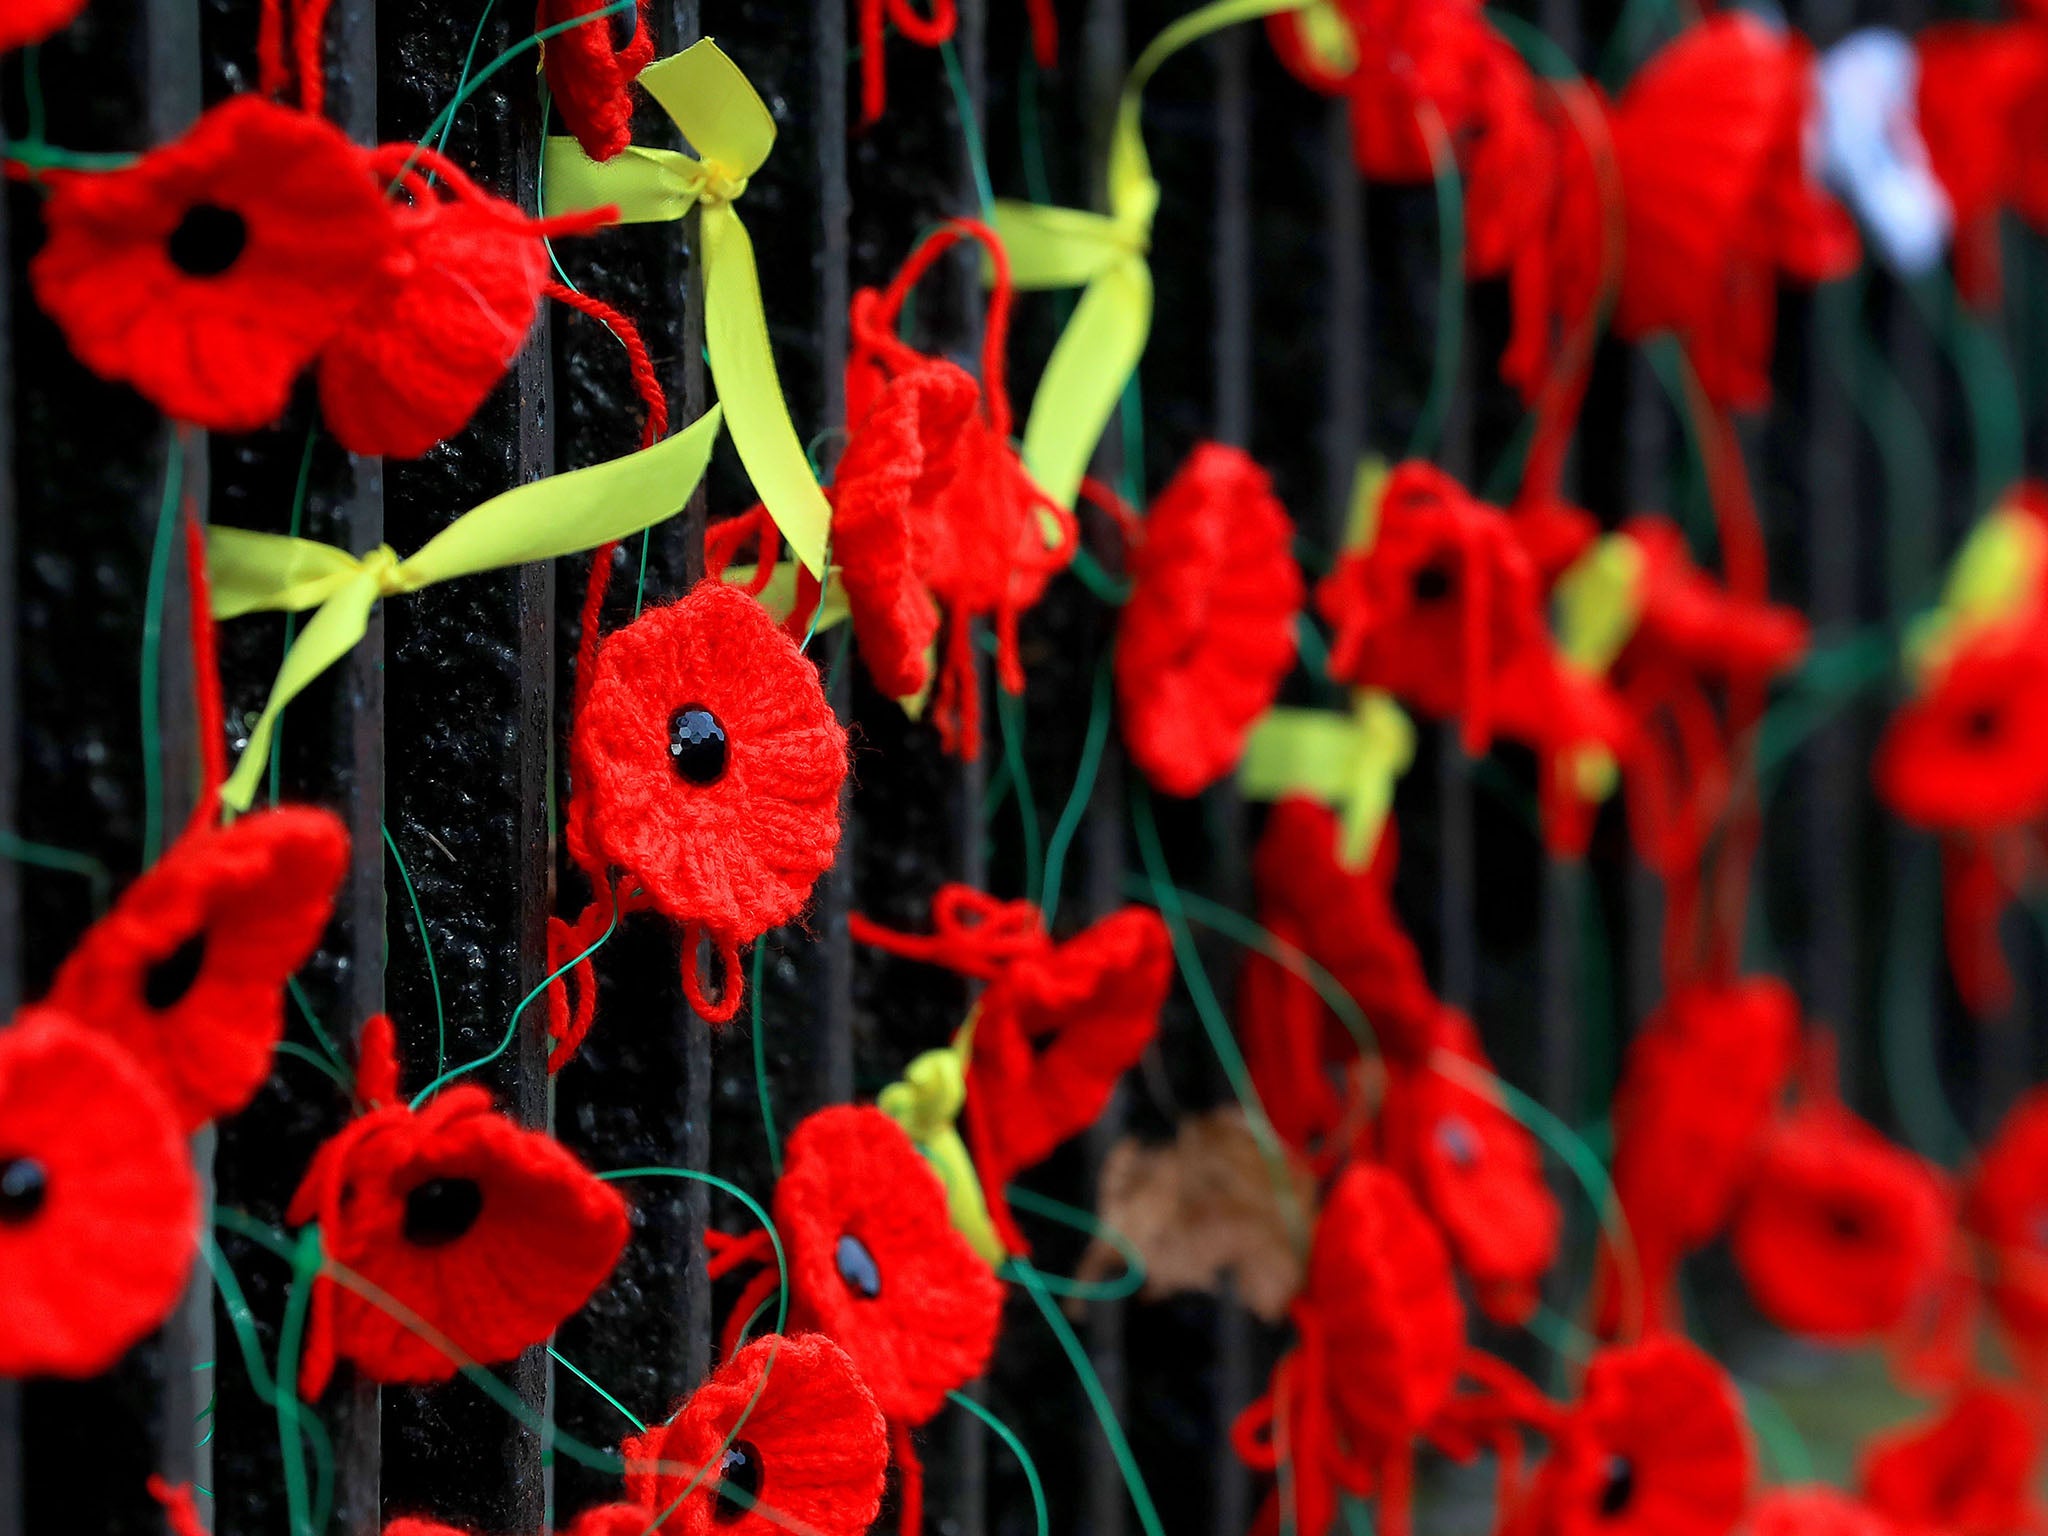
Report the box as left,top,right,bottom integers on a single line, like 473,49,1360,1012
991,0,1313,512
1238,689,1416,868
1905,496,2048,682
542,38,831,578
211,406,725,813
877,1027,1006,1267
1553,532,1647,677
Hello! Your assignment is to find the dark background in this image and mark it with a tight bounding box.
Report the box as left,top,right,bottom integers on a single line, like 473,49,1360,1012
4,0,2047,1530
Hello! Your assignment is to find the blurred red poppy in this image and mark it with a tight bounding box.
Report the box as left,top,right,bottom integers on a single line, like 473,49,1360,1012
1861,1385,2043,1536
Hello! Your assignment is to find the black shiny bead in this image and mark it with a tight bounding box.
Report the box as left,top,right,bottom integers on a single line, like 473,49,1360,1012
1964,706,2002,742
1434,1114,1482,1170
1598,1454,1634,1518
402,1176,484,1246
167,204,248,277
712,1440,763,1523
669,706,729,785
836,1232,882,1298
1410,562,1454,603
0,1157,47,1224
608,0,639,50
144,932,209,1011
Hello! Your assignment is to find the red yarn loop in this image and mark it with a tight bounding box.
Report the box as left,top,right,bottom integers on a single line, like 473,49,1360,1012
847,884,1051,980
682,924,745,1025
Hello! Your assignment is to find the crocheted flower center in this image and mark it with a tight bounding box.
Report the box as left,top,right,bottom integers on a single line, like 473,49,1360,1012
1434,1114,1482,1170
668,705,729,785
402,1176,485,1247
1825,1204,1869,1243
144,932,209,1011
1963,705,2002,743
0,1156,47,1224
166,203,248,278
835,1232,882,1298
713,1439,763,1523
1410,563,1454,604
1598,1453,1635,1518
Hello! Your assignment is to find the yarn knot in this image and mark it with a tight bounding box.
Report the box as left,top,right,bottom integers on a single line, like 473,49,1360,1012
848,883,1050,981
683,159,750,208
877,1045,969,1143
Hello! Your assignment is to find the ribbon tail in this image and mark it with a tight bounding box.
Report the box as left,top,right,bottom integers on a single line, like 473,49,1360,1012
1019,253,1152,512
221,570,382,813
702,205,832,579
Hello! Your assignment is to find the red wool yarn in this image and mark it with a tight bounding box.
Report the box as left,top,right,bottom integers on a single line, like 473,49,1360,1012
1624,517,1811,686
1744,1488,1902,1536
1594,976,1801,1336
318,145,612,459
0,0,85,50
623,1333,888,1536
1379,1009,1560,1325
31,95,396,432
1512,1337,1751,1536
538,0,656,162
1236,912,1360,1169
1730,1102,1953,1343
44,805,348,1132
1113,443,1305,799
0,1008,199,1378
1965,1088,2048,1376
1604,14,1858,410
566,578,849,1024
287,1017,630,1395
1860,1384,2043,1536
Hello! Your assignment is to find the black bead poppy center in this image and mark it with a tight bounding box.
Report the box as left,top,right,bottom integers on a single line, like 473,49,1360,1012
402,1176,484,1246
1410,563,1454,604
1598,1453,1635,1518
712,1439,763,1523
0,1156,47,1224
167,203,249,277
1435,1114,1482,1170
608,1,639,51
669,705,729,785
1963,705,2002,743
836,1232,882,1298
144,932,209,1011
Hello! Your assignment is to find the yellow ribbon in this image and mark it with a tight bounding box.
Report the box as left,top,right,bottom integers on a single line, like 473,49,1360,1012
1905,498,2048,681
1343,455,1389,551
1238,690,1415,868
212,406,725,813
1553,533,1647,677
876,1028,1006,1267
991,0,1314,511
542,39,831,578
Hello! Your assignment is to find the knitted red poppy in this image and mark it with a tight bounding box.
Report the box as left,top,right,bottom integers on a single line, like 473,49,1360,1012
623,1333,888,1536
1316,462,1550,755
1861,1385,2042,1536
1606,14,1857,410
1513,1337,1751,1536
1875,623,2048,835
1594,976,1800,1336
845,221,1076,760
0,0,84,49
43,806,348,1132
1248,798,1437,1068
1380,1009,1560,1325
1485,638,1633,858
567,578,848,1022
1114,444,1304,798
31,96,396,432
539,0,655,162
1964,1088,2048,1374
318,146,609,459
1625,517,1810,685
1745,1488,1901,1536
0,1008,199,1378
1730,1103,1952,1343
287,1017,629,1395
1236,913,1359,1169
1917,23,2048,305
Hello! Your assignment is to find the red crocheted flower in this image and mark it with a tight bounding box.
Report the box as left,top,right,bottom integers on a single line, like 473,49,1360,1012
1730,1104,1952,1342
1236,912,1359,1168
827,361,978,699
1746,1489,1901,1536
966,906,1171,1251
319,148,603,459
1596,977,1800,1336
1874,623,2048,835
1623,517,1810,685
757,1106,1003,1425
1380,1009,1560,1325
569,578,848,1021
1114,444,1304,798
287,1018,630,1395
1316,462,1550,753
539,0,655,162
0,0,85,49
1516,1337,1751,1536
623,1333,888,1536
1964,1088,2048,1373
1860,1385,2042,1536
30,96,396,432
1917,23,2048,305
43,806,349,1131
1606,14,1858,409
0,1008,199,1377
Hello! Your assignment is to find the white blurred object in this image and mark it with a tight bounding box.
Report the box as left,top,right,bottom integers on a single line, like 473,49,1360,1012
1817,27,1953,275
